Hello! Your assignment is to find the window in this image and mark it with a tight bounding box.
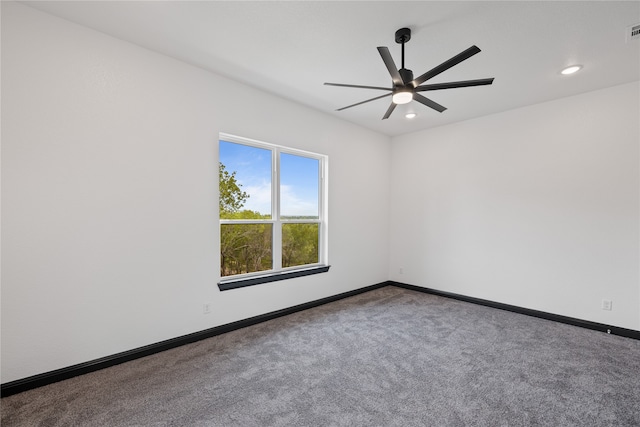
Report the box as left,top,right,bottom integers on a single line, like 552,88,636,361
218,133,329,290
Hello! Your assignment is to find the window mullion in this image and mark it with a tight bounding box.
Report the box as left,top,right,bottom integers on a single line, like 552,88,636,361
272,148,282,271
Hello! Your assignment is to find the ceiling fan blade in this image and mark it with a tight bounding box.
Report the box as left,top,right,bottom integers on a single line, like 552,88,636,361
336,93,392,111
382,102,397,120
324,82,392,91
415,78,494,92
411,45,482,87
377,47,404,86
414,93,447,113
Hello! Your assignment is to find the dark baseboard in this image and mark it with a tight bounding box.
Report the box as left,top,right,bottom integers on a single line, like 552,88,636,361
1,281,388,398
4,280,638,397
390,281,640,341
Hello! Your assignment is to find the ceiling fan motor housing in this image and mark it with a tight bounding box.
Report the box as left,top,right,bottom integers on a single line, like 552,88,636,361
398,68,414,86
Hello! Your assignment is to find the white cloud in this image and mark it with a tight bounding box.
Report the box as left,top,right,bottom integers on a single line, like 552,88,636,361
243,181,271,215
280,184,318,217
239,183,318,217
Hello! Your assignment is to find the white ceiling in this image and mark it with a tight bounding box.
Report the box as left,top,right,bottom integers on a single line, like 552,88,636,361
21,1,640,137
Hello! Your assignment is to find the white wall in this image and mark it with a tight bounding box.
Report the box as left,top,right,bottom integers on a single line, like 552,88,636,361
0,2,391,383
3,1,638,387
389,81,640,330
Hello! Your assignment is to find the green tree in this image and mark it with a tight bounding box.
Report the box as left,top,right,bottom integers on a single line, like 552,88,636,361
219,162,318,276
282,223,318,268
219,162,272,276
219,162,249,217
220,223,272,276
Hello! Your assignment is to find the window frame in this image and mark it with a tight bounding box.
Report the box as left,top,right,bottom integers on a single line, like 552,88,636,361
218,133,329,290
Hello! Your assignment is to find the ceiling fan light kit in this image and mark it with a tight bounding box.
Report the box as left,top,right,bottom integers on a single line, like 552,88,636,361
392,90,413,104
325,27,495,120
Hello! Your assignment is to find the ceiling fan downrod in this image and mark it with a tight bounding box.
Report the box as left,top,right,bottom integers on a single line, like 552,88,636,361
395,28,413,85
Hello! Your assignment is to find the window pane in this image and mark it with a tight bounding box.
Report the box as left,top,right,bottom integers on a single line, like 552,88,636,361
282,223,319,268
219,141,272,219
221,223,272,276
280,153,319,219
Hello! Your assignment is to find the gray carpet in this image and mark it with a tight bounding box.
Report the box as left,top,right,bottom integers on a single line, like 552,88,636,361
2,286,640,426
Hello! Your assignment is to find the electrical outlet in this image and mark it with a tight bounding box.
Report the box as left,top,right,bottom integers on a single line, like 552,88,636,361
203,302,211,314
602,300,612,311
399,267,404,274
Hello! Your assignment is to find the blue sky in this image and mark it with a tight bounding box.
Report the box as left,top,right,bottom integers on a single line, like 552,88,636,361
220,140,319,217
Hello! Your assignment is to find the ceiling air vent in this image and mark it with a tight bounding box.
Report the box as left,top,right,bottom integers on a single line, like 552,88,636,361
627,23,640,42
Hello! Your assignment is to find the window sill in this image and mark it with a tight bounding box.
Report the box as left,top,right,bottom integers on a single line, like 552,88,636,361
218,265,331,291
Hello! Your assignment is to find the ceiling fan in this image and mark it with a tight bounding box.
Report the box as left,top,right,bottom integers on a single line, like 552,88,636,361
325,28,494,120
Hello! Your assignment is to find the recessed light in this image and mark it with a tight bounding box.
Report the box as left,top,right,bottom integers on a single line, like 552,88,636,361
561,65,582,75
405,113,417,119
